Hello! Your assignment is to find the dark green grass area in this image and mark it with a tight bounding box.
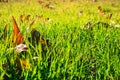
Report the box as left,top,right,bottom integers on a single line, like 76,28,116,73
0,0,120,80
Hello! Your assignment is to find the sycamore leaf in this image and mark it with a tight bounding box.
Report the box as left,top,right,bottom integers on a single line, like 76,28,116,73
12,16,24,45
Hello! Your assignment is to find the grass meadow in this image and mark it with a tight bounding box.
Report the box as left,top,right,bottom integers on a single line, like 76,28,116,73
0,0,120,79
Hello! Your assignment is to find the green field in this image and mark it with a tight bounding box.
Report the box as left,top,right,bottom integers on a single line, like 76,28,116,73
0,0,120,80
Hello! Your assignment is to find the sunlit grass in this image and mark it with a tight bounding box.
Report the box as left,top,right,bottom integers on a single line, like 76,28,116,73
0,0,120,80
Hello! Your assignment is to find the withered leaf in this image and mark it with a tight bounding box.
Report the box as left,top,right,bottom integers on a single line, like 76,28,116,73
24,15,31,21
31,29,40,45
12,16,24,45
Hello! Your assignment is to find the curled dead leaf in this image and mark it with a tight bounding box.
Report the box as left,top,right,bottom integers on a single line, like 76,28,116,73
15,44,28,53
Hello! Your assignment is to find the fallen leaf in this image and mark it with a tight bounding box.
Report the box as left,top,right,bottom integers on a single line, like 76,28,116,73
15,56,31,70
20,15,24,24
44,3,54,9
22,60,31,70
106,13,112,19
36,15,43,19
24,15,31,21
12,16,24,45
38,0,44,4
98,6,105,15
29,20,35,27
92,0,97,2
31,29,40,45
15,44,28,53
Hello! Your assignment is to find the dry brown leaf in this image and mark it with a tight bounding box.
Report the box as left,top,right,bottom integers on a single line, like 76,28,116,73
24,15,31,21
31,29,40,45
22,60,31,70
98,6,105,15
38,0,44,4
20,15,24,24
12,16,24,45
106,13,112,19
44,3,54,9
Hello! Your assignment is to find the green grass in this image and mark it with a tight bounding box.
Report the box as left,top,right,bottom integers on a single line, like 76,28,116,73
0,0,120,80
